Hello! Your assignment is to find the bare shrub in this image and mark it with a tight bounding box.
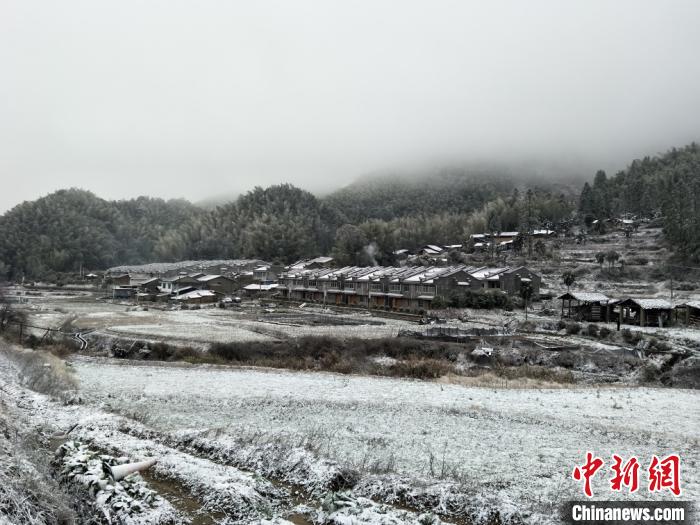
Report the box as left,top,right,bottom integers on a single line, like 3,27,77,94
387,359,453,379
565,322,581,335
1,346,78,398
598,326,611,339
621,329,643,345
495,364,574,384
0,403,77,524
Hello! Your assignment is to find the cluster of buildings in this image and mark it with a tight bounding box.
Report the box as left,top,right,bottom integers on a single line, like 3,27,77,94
558,292,700,328
278,264,541,311
104,256,542,311
391,230,557,262
106,259,281,304
100,256,700,327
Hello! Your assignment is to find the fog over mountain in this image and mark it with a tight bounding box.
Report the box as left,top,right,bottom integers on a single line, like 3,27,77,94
1,0,700,212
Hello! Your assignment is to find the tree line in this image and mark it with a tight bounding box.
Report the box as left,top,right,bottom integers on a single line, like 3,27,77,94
0,169,580,279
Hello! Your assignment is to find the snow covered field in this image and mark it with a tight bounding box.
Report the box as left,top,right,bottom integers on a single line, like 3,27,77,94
72,357,700,523
19,295,414,346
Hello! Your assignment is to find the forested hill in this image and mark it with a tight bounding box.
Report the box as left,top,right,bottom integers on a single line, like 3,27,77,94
578,143,700,260
323,169,516,223
0,190,203,279
0,166,580,279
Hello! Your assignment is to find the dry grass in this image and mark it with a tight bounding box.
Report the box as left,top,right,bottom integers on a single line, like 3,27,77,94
0,345,78,399
438,371,575,389
0,400,77,524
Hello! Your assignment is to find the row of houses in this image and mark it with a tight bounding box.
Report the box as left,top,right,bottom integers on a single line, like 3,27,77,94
278,265,541,312
391,230,558,259
558,292,700,327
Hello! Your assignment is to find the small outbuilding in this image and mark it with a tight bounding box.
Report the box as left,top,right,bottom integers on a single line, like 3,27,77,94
616,298,673,327
679,301,700,326
558,292,612,322
113,286,137,299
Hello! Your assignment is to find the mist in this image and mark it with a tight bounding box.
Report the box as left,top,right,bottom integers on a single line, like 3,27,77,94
1,0,700,211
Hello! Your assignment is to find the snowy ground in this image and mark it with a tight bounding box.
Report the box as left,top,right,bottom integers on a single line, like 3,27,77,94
70,356,700,523
18,294,415,346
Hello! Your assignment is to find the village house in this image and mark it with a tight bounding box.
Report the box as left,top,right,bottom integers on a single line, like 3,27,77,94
196,274,235,295
278,264,541,312
252,265,286,283
616,298,673,327
112,286,137,300
392,249,410,261
131,277,161,293
159,275,202,294
678,301,700,326
287,257,335,271
107,274,131,287
558,292,613,321
242,282,279,296
417,245,445,257
173,289,218,304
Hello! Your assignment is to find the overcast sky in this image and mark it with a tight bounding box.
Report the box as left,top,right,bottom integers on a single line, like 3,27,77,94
1,0,700,212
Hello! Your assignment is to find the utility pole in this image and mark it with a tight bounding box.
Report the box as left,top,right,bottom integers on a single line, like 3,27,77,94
527,189,533,258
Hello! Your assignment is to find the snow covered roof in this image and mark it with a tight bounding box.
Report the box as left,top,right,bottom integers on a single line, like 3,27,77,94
622,298,673,310
197,274,229,282
683,300,700,310
243,283,279,291
175,290,217,300
131,277,160,285
420,245,444,255
558,292,610,303
533,229,555,235
287,256,334,270
469,267,508,280
497,231,519,237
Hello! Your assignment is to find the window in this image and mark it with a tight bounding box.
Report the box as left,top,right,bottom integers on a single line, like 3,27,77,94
389,284,402,293
329,280,339,289
370,283,382,292
418,285,436,295
344,282,356,290
307,280,317,288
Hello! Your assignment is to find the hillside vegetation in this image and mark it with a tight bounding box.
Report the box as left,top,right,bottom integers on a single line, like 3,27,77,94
579,143,700,260
10,144,699,279
0,190,202,279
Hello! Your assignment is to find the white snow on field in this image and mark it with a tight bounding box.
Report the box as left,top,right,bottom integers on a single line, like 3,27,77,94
72,358,700,523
